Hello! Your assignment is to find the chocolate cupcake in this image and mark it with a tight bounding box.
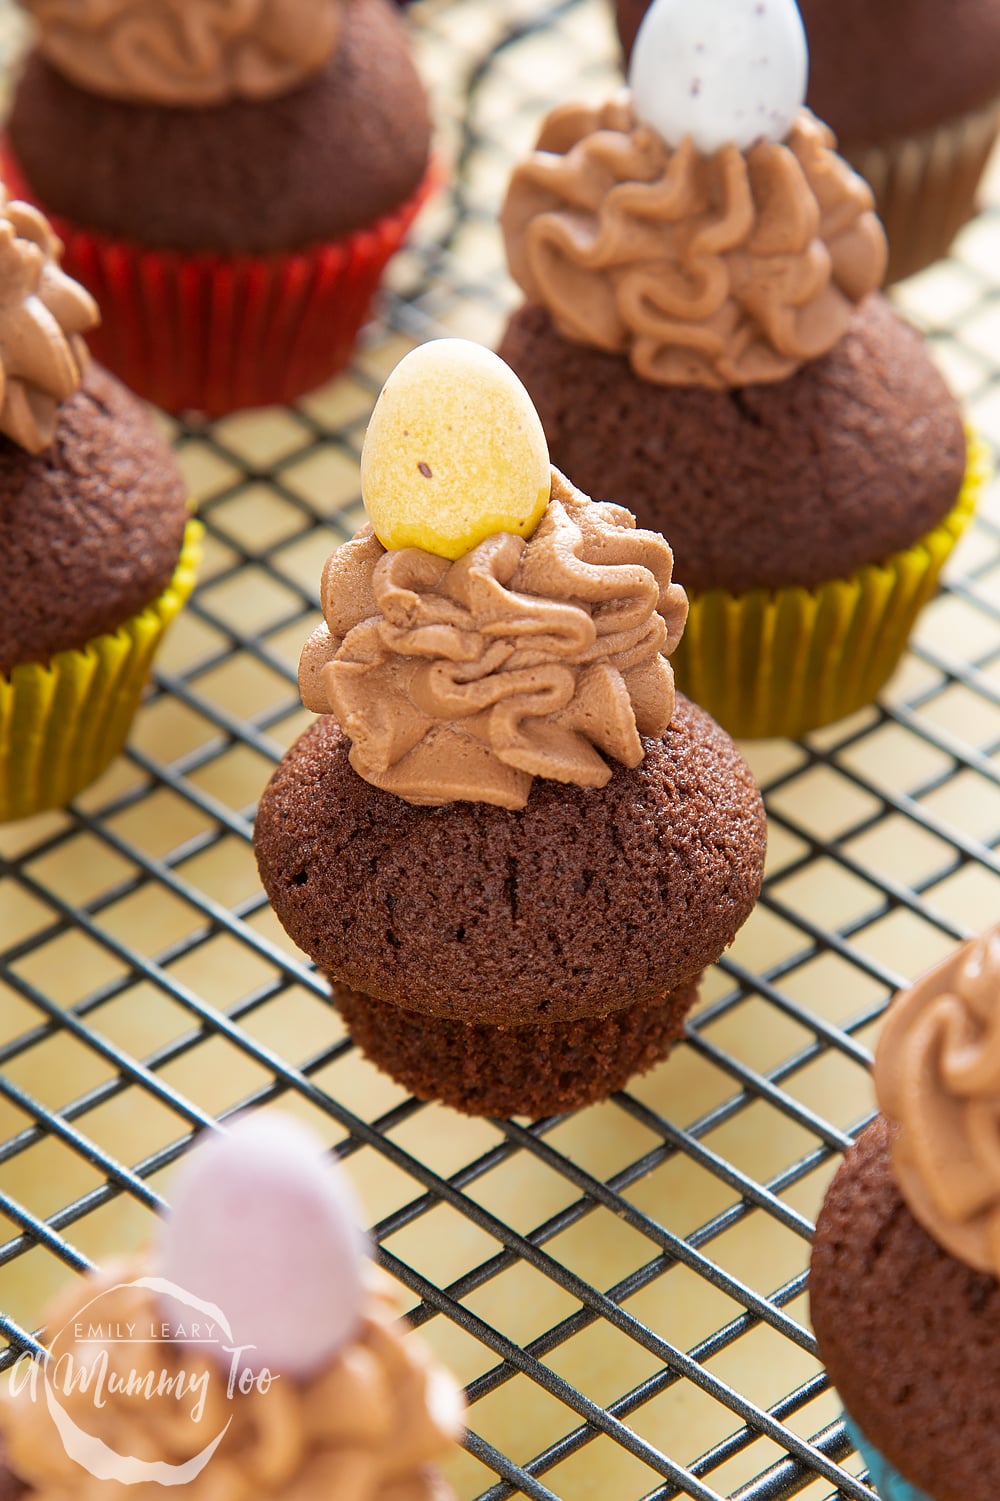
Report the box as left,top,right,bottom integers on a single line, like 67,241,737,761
499,0,985,740
0,1114,465,1500
3,0,433,415
0,193,199,822
811,926,1000,1501
615,0,1000,283
254,339,766,1117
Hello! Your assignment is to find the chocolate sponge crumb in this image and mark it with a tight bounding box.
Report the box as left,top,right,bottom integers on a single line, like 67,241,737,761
0,363,188,675
616,0,1000,145
811,1117,1000,1501
8,0,431,254
335,979,698,1116
253,695,766,1026
498,297,965,595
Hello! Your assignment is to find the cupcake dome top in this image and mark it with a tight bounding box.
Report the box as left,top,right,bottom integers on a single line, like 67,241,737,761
619,0,1000,146
875,926,1000,1278
0,193,97,452
790,0,1000,145
21,0,343,105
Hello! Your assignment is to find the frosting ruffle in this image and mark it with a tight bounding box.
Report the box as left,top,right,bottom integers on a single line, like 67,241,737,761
300,468,688,809
0,194,98,453
502,97,887,389
875,926,1000,1279
0,1258,463,1501
23,0,343,106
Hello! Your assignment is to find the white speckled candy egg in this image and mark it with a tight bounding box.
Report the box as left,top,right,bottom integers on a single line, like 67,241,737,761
157,1114,368,1376
629,0,808,154
361,338,551,561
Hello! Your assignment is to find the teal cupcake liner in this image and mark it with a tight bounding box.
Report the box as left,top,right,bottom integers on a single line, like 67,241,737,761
844,1415,936,1501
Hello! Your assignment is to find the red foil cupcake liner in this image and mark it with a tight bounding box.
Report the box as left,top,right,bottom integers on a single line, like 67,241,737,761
1,145,436,416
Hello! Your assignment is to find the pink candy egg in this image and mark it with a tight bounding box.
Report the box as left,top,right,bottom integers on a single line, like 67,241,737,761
156,1113,369,1377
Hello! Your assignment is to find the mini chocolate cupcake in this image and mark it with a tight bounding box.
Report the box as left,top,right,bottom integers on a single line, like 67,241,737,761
810,926,1000,1501
254,339,766,1118
3,0,433,415
616,0,1000,283
499,0,985,740
0,192,198,822
0,1114,465,1500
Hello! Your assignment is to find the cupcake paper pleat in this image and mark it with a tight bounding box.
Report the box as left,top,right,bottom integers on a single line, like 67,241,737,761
849,97,1000,284
1,145,437,417
0,520,202,822
673,434,988,741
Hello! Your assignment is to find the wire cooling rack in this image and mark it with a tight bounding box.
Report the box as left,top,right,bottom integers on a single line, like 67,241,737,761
3,2,1000,1498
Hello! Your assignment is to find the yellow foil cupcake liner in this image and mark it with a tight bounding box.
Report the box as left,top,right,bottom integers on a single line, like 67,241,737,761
673,437,988,742
0,520,202,822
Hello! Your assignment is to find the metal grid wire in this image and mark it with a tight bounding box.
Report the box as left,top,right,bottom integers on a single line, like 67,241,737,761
3,1,1000,1497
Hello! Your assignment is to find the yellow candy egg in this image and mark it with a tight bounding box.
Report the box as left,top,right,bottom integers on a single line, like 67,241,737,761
361,339,551,560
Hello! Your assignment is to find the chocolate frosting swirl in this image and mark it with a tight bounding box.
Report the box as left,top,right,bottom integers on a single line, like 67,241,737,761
300,468,688,809
23,0,343,107
0,1258,463,1501
502,97,887,388
0,195,98,453
875,926,1000,1279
